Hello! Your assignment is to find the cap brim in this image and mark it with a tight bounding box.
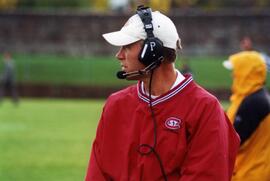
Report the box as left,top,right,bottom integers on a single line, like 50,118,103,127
102,31,140,46
222,60,233,70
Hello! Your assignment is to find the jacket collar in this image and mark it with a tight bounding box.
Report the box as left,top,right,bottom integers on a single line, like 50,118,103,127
137,73,193,106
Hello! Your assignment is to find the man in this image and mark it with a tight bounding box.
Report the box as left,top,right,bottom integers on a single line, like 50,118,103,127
86,6,239,181
0,52,19,104
240,36,270,71
224,51,270,180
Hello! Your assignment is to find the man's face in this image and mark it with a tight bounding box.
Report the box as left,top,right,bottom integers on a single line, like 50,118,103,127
116,40,145,76
240,37,252,51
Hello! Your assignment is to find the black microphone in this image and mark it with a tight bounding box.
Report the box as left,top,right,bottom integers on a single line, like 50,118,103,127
116,70,144,79
116,71,127,79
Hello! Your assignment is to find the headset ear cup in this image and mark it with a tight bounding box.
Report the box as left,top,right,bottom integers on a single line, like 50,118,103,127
139,38,164,66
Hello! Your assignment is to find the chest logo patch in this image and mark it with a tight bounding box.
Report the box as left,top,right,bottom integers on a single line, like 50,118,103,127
165,117,181,130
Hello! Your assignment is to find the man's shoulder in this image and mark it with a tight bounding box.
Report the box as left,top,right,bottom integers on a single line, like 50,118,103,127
107,84,138,104
188,82,219,104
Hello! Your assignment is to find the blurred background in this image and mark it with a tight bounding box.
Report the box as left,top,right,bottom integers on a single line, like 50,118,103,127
0,0,270,99
0,0,270,181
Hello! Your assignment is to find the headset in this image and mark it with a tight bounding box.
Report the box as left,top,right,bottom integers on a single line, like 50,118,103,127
116,5,164,80
137,5,164,66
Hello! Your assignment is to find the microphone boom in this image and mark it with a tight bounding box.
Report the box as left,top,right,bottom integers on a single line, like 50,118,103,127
116,58,163,80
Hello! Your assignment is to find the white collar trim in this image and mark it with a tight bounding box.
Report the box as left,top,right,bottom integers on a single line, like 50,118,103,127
138,71,193,106
141,69,185,98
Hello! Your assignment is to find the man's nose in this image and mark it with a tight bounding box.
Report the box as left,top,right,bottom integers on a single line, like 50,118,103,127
116,47,124,61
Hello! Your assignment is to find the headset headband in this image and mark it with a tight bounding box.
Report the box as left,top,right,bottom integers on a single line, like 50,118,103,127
136,5,154,38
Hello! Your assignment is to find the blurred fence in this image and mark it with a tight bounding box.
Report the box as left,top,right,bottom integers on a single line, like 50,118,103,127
0,9,270,99
0,8,270,56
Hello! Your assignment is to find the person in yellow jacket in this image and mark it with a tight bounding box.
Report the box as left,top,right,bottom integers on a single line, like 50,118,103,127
223,51,270,181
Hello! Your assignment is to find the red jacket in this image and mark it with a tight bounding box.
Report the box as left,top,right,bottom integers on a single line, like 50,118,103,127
85,75,240,181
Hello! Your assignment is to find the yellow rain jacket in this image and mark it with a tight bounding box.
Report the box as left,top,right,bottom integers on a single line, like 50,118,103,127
226,51,270,181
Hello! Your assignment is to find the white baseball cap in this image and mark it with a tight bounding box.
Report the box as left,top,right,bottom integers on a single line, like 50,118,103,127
102,11,182,50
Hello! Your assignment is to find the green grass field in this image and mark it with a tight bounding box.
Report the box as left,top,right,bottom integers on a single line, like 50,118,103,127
0,98,104,181
0,98,229,181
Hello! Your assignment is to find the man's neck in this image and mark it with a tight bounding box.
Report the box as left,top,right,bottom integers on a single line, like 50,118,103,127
142,64,177,97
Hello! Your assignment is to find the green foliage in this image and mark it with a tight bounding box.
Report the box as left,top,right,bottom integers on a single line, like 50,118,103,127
173,0,270,8
17,0,90,8
13,0,270,9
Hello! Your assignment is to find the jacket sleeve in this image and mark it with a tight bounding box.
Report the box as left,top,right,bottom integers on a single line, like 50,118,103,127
85,109,108,181
85,143,106,181
179,99,239,181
